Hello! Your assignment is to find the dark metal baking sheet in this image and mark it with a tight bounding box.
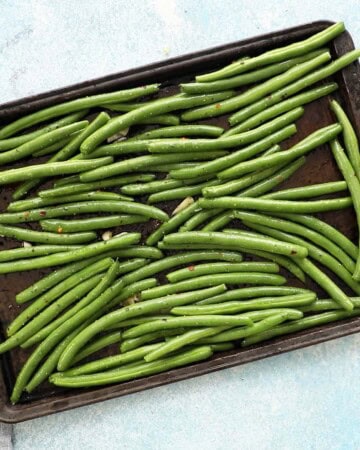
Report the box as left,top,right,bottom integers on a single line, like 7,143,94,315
0,20,359,422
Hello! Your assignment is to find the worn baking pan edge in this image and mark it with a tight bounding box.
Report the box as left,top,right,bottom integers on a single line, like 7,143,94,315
2,317,360,423
0,20,335,120
0,19,359,422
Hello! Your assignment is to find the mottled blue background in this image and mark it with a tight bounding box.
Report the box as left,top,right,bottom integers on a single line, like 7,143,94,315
1,1,359,449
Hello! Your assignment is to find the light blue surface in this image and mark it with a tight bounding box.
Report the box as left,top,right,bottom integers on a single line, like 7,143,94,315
1,1,359,449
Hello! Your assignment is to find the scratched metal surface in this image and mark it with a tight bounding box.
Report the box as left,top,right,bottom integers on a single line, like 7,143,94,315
0,1,359,449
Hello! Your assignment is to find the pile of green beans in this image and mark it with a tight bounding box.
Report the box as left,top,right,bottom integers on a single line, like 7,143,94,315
0,23,359,404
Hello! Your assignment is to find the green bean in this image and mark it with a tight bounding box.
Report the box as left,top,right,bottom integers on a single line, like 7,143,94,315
299,300,338,312
167,261,279,282
158,242,229,251
62,343,162,376
12,323,88,402
245,222,354,311
32,137,74,157
8,191,128,212
299,298,360,313
180,209,220,232
131,176,215,198
21,259,149,348
151,176,222,195
80,91,236,153
14,190,131,211
146,200,200,246
263,181,347,200
54,112,110,160
171,293,316,317
182,53,330,121
40,215,146,233
16,257,109,303
145,312,292,361
70,113,111,155
0,274,105,354
51,346,213,388
113,280,223,315
240,157,306,197
57,285,227,370
241,253,305,282
119,250,243,287
181,50,328,94
141,327,230,361
208,343,235,352
202,146,282,197
272,212,358,260
107,116,181,128
218,227,306,281
73,331,127,364
11,261,119,398
148,179,221,203
196,23,344,82
201,211,233,232
195,313,300,345
0,244,82,262
72,331,122,365
0,111,89,151
288,217,358,259
141,162,199,173
160,242,278,252
9,258,113,334
196,212,233,234
0,122,88,166
130,125,224,140
32,137,73,157
163,231,308,258
100,101,153,112
80,151,228,181
224,83,337,136
170,125,296,180
120,326,194,351
120,329,189,353
0,232,140,273
219,123,342,179
38,174,155,199
0,200,168,224
141,273,286,301
242,222,360,297
106,316,174,331
331,100,360,180
244,309,304,321
229,49,360,126
150,109,303,154
12,179,48,202
103,100,180,125
197,286,311,305
122,178,184,195
201,157,304,230
123,315,253,340
104,278,158,312
331,139,360,280
0,85,160,139
242,309,360,347
108,246,163,260
233,211,355,273
0,157,113,186
77,140,154,158
0,223,96,245
138,114,180,126
199,196,352,214
53,174,80,188
12,114,113,199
